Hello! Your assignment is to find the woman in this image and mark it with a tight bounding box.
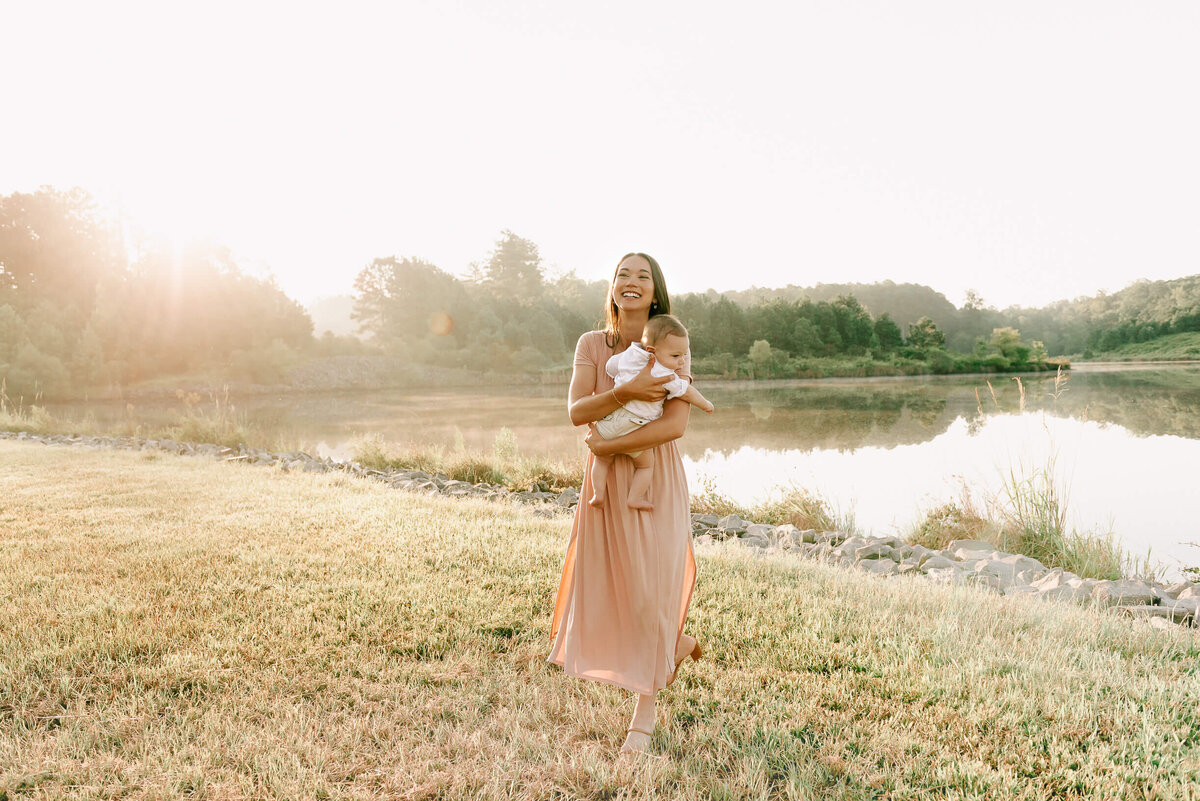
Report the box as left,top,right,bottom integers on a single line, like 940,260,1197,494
547,252,702,756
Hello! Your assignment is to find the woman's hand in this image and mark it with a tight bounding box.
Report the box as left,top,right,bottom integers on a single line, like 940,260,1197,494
583,423,615,457
617,354,674,404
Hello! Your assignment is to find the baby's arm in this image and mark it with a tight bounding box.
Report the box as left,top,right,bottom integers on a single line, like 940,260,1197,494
680,383,715,414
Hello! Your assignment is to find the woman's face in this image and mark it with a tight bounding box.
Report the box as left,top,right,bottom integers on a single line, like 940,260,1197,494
611,255,655,316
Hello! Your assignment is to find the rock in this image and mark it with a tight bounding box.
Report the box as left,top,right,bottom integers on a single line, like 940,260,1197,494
1015,568,1048,585
1030,569,1075,592
1003,584,1039,596
855,542,896,561
996,553,1048,573
953,546,998,562
1176,584,1200,600
1035,584,1093,603
1162,597,1200,618
823,531,848,546
716,514,749,535
1146,617,1178,632
947,538,995,553
972,559,1021,586
919,555,958,572
691,513,719,528
1116,604,1195,625
966,573,1004,592
1092,580,1158,608
897,560,922,575
743,523,777,541
925,567,967,585
831,537,871,559
740,533,771,549
693,533,713,547
857,558,898,576
774,524,814,543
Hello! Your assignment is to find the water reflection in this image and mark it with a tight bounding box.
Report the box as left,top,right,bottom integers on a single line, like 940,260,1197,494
44,365,1200,576
684,413,1200,579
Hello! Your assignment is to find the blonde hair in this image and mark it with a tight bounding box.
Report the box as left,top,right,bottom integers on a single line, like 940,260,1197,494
641,313,688,346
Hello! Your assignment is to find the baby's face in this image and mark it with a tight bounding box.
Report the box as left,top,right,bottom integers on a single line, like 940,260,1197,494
648,333,689,372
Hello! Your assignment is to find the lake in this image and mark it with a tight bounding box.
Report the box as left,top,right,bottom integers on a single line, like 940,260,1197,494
48,364,1200,579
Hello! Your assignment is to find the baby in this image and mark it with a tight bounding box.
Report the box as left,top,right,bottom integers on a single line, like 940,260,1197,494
590,314,715,511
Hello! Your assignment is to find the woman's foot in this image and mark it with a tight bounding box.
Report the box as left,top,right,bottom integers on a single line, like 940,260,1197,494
621,693,657,757
620,727,653,755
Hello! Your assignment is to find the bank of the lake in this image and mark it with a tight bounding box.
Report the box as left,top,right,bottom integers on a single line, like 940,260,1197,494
37,349,1071,404
1,439,1197,799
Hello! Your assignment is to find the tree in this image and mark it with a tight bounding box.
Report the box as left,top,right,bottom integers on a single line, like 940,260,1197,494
480,230,544,302
988,327,1031,366
0,187,124,318
748,339,773,377
906,317,946,352
962,289,985,311
352,257,466,347
874,313,903,352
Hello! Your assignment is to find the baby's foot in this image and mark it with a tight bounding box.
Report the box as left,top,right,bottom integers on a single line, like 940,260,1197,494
700,400,715,414
628,498,654,511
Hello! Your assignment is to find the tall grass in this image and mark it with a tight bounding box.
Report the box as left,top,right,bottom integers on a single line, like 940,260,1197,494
0,384,278,450
909,455,1129,580
692,476,856,533
351,429,580,493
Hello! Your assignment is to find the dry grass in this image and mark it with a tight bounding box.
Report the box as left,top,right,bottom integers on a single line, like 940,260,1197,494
351,431,580,493
1,440,1199,799
692,478,855,534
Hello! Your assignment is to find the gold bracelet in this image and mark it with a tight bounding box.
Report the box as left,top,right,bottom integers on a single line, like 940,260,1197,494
610,388,622,407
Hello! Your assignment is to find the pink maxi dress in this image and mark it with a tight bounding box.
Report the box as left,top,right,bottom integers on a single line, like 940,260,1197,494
548,331,698,694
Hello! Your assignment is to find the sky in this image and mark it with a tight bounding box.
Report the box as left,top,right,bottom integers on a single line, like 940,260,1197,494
2,0,1198,310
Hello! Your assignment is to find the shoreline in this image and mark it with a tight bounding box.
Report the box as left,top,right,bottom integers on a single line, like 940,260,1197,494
4,429,1196,631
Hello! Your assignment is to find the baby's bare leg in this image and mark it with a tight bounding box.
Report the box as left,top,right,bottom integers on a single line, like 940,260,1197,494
589,455,613,507
627,451,656,511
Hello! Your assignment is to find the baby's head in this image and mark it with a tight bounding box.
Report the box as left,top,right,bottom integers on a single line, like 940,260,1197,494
642,314,689,372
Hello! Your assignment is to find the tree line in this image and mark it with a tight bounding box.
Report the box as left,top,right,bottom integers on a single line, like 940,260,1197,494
5,185,1198,399
349,235,1057,379
1,187,314,399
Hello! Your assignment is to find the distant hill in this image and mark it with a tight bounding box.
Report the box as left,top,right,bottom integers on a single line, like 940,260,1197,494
307,295,359,337
706,274,1200,358
716,280,958,331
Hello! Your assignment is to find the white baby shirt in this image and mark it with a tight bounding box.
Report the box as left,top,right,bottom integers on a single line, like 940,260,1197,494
604,342,690,421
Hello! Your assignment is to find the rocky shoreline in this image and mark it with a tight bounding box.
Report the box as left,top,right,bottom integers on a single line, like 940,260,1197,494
4,430,1197,630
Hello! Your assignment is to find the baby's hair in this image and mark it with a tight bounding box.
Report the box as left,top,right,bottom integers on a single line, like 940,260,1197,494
642,313,688,346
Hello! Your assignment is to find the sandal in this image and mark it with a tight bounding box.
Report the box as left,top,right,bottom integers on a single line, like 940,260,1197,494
620,726,655,756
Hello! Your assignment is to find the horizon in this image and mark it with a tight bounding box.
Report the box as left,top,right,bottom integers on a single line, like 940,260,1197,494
3,1,1197,311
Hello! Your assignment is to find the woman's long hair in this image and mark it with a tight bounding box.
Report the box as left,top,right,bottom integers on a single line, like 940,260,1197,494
603,252,671,348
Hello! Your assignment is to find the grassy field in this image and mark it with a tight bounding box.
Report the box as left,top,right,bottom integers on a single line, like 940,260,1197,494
1,441,1198,800
1080,331,1200,362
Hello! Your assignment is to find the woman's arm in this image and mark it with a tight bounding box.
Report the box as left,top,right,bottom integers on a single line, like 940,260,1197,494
584,398,691,456
568,356,675,427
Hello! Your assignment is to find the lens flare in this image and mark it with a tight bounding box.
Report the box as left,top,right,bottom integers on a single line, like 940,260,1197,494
429,312,454,336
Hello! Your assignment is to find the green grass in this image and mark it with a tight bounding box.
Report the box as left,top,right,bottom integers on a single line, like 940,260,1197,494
2,440,1198,799
1080,331,1200,362
908,462,1129,582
